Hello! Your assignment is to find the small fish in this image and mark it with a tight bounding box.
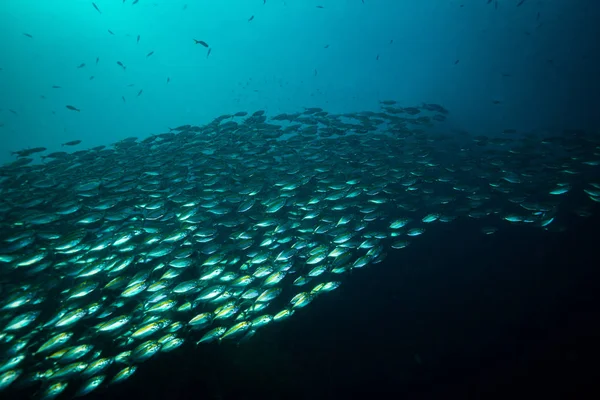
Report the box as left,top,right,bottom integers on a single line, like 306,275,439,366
23,33,33,38
376,54,379,60
316,5,324,8
108,30,115,35
492,100,502,104
89,76,94,80
66,105,80,112
454,59,459,64
111,366,137,384
517,0,525,6
77,63,85,68
137,89,143,97
92,2,101,13
137,35,140,44
166,77,170,84
146,51,154,58
117,61,126,70
194,40,209,47
132,0,139,4
96,56,99,64
76,375,105,396
324,44,329,48
122,96,126,103
207,48,212,58
63,140,82,146
248,15,254,22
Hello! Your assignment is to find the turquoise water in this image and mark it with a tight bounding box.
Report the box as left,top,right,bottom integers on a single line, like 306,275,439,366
1,1,597,160
1,1,599,400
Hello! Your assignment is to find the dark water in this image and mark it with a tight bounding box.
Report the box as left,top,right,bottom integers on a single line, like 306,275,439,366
62,207,598,400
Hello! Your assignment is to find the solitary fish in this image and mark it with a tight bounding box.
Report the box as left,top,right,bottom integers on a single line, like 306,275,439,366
66,105,80,112
194,39,209,47
146,51,154,58
92,2,101,13
62,140,82,146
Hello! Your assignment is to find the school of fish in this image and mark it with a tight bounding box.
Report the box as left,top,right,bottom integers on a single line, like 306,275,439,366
1,102,599,399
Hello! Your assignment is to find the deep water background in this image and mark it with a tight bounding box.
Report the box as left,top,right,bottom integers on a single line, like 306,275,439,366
2,0,600,399
1,0,600,159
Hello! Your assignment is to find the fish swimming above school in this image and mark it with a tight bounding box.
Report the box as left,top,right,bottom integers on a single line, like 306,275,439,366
0,102,599,398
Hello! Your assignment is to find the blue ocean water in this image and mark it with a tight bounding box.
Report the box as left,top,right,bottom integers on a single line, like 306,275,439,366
1,0,598,160
1,1,600,399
